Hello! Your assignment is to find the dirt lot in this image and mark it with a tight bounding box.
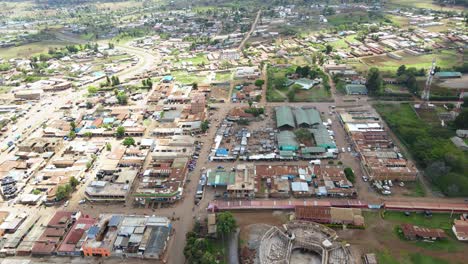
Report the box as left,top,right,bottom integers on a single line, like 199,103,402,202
337,211,468,264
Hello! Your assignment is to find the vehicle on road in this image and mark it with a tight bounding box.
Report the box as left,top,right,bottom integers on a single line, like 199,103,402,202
64,200,69,207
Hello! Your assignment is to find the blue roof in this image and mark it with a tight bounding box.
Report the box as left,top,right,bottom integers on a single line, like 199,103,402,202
87,225,100,239
108,215,122,227
103,117,115,124
163,76,173,81
216,148,229,156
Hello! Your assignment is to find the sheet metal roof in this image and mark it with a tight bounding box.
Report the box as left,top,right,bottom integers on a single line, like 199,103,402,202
277,131,298,150
276,106,295,129
145,226,170,256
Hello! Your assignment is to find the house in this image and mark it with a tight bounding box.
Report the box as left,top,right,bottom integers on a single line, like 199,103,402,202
401,224,446,241
345,84,368,95
452,214,468,241
275,106,295,130
56,215,96,256
31,211,76,256
434,71,462,79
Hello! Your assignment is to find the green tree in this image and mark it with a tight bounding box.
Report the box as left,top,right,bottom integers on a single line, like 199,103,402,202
273,76,287,89
254,79,265,87
344,167,355,183
116,91,128,105
294,128,312,144
201,120,210,132
106,142,112,151
122,137,136,146
68,131,76,140
366,67,383,95
87,86,98,95
84,132,93,138
69,176,79,189
454,109,468,129
325,44,333,54
397,65,406,76
116,126,125,138
217,211,237,257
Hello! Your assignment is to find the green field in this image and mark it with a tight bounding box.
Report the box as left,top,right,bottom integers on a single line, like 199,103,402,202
171,71,207,84
215,71,232,82
377,251,451,264
357,50,462,74
291,86,332,102
383,211,456,230
266,88,286,102
387,0,465,11
179,53,208,65
0,41,70,59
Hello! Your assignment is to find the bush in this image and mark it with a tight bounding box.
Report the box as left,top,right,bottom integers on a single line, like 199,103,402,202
344,167,355,183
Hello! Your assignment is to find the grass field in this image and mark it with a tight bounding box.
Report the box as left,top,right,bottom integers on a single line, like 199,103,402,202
383,211,456,230
179,53,208,65
387,0,465,11
377,250,451,264
291,86,332,102
0,86,11,94
266,88,286,102
215,71,232,82
357,50,462,74
171,71,207,84
403,180,426,197
0,41,70,59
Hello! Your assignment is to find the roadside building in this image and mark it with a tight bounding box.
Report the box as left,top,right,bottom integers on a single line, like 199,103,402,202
31,211,76,256
401,224,446,241
57,216,96,256
345,84,368,95
452,214,468,241
434,71,462,79
275,106,295,130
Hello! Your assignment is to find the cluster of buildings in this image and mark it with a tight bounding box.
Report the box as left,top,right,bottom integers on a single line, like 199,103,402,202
205,164,356,199
338,109,418,182
0,210,171,260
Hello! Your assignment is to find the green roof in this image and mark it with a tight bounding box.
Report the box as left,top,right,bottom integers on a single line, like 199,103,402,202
345,84,367,95
207,171,236,186
435,72,462,78
301,146,326,153
279,150,296,157
293,108,322,127
310,125,336,148
276,106,295,129
278,131,299,150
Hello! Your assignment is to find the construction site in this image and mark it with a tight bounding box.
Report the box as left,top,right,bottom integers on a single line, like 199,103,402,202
255,220,353,264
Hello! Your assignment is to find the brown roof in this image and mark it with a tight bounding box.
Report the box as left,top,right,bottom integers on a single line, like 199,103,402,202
295,206,331,222
255,165,298,179
401,224,447,239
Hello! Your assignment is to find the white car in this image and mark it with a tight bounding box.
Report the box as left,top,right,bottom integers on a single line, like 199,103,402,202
64,201,69,207
382,190,392,195
342,147,346,153
362,176,368,182
79,199,86,205
347,147,351,152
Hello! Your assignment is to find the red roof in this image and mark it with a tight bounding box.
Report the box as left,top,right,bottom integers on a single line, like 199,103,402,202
57,216,96,253
401,224,446,239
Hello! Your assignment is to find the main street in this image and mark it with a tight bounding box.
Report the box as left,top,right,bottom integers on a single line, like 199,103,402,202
7,30,464,264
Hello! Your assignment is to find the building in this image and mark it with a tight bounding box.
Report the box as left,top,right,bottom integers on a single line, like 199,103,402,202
452,214,468,241
434,71,462,79
401,224,446,241
82,214,172,259
275,106,295,130
295,206,364,226
226,164,256,198
14,89,43,100
57,216,96,256
345,84,368,95
31,211,76,256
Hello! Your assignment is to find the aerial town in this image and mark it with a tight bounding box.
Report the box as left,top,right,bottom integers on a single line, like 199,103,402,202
0,0,467,264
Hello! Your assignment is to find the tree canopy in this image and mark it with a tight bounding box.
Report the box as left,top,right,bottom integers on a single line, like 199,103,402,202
366,67,383,95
